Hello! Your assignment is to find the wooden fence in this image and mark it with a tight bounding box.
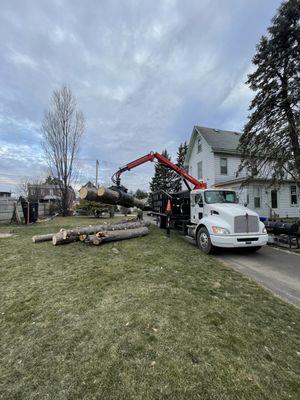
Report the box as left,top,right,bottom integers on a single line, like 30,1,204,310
0,199,51,223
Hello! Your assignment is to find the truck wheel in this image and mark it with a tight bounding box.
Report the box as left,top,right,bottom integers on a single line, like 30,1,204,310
159,216,167,229
197,227,215,254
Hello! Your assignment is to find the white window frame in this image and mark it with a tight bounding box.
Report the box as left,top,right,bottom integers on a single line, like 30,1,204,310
253,186,261,209
197,137,202,153
290,184,298,206
197,161,203,179
220,157,228,175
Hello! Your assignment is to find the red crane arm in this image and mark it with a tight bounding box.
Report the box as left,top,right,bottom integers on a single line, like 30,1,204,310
112,151,206,190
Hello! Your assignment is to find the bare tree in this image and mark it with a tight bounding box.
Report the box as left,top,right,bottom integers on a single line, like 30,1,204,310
15,176,44,201
41,86,84,216
15,176,31,199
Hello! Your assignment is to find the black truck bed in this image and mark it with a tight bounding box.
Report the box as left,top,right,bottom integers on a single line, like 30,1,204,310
150,190,191,231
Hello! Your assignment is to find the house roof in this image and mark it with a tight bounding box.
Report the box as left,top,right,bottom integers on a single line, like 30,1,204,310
185,126,243,164
81,181,96,189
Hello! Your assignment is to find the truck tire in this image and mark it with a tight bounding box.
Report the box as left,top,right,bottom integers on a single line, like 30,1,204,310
159,215,167,229
197,227,215,254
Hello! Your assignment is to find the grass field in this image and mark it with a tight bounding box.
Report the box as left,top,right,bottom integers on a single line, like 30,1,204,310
0,216,299,400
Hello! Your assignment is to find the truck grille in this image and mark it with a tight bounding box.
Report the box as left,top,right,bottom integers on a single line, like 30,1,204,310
234,215,259,233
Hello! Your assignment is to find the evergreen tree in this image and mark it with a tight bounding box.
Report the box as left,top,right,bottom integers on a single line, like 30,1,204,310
239,0,300,184
172,141,188,192
135,189,148,199
149,149,174,193
44,176,61,185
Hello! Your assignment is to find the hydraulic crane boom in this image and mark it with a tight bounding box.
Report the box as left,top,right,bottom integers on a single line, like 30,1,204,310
111,151,206,190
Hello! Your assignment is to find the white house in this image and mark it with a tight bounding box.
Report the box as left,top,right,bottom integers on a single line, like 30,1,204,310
185,126,300,219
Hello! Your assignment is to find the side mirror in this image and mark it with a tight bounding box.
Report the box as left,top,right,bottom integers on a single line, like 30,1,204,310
244,202,248,207
199,201,204,208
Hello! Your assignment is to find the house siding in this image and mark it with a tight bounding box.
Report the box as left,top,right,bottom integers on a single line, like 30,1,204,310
217,181,300,218
214,153,247,183
186,134,215,187
248,183,300,218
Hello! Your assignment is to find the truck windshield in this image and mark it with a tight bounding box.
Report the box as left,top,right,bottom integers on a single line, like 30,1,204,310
204,190,237,204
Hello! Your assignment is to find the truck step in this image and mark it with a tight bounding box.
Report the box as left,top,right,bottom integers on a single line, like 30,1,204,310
184,235,196,245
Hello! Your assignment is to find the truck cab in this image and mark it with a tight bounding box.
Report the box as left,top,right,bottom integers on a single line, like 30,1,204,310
188,189,268,254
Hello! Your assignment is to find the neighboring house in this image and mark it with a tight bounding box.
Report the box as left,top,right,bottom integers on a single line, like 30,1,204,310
0,191,11,198
80,181,97,191
185,126,300,218
28,183,75,205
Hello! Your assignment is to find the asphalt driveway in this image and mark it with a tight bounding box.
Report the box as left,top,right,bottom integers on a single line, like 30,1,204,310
216,246,300,308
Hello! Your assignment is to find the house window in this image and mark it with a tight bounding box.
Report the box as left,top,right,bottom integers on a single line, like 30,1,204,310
251,165,258,176
271,189,278,209
197,137,202,153
197,161,203,179
220,158,228,175
290,185,298,205
254,186,261,208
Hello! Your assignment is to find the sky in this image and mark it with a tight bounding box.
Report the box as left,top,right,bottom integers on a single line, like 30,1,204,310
0,0,282,194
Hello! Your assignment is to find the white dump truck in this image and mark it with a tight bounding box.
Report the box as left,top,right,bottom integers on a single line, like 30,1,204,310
111,151,268,254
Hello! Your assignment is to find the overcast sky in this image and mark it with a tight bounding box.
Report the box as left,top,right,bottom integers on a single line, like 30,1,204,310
0,0,282,193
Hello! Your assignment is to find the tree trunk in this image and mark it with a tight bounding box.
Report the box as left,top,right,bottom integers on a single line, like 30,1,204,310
61,220,150,239
52,232,79,246
32,233,55,243
79,187,99,201
98,186,145,209
79,185,145,209
97,186,120,203
84,234,101,245
85,226,149,245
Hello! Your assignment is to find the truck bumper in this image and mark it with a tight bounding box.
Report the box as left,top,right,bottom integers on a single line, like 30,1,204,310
210,234,269,248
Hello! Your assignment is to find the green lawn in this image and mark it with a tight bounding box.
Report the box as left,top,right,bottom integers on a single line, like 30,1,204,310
0,217,299,400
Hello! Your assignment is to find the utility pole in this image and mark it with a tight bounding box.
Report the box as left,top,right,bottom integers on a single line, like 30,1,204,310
96,159,99,188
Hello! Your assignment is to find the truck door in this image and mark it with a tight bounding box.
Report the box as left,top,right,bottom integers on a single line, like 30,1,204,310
191,192,204,223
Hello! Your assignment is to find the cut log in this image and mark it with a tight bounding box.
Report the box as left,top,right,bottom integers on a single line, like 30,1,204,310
79,185,145,210
79,187,98,201
97,186,120,203
32,233,55,243
95,231,108,239
84,234,101,245
61,220,150,239
98,186,145,209
52,233,79,246
85,226,149,245
99,226,149,243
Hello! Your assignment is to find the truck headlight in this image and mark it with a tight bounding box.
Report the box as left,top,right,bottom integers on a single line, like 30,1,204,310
262,227,267,234
212,226,230,235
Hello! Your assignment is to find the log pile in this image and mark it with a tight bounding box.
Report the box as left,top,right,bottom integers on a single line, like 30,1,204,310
32,219,150,247
79,185,145,210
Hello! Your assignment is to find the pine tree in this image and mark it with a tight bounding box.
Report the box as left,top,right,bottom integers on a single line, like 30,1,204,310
239,0,300,184
135,189,148,199
149,150,174,193
172,141,188,192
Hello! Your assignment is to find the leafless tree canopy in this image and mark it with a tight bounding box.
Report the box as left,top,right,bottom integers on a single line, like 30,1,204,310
16,176,44,200
41,86,84,215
